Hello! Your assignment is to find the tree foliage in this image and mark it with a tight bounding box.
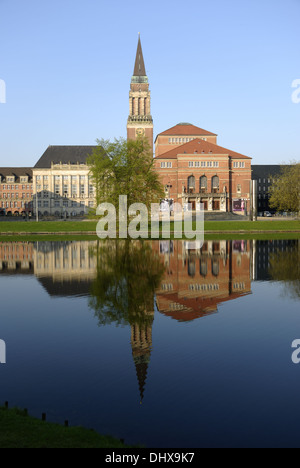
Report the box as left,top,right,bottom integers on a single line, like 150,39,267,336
269,242,300,299
88,240,166,327
269,163,300,213
87,137,164,215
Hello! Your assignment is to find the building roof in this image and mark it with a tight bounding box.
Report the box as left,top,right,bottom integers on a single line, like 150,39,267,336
155,123,217,142
252,165,282,179
34,146,97,169
155,138,251,160
133,35,146,77
0,167,33,182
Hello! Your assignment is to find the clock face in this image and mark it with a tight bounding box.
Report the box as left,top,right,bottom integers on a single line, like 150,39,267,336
136,128,145,137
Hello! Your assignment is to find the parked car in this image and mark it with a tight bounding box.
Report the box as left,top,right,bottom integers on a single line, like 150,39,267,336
264,211,272,217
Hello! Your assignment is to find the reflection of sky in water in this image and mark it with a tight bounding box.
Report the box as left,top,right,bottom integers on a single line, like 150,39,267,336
0,239,299,448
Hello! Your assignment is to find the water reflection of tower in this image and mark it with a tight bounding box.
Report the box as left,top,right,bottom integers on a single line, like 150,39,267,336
130,310,154,404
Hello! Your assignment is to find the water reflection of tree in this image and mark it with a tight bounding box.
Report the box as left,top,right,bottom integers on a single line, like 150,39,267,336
89,240,165,402
89,240,165,327
269,243,300,299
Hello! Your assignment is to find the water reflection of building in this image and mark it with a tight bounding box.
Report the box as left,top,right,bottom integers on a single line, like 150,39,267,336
252,239,299,281
154,240,252,321
0,242,34,274
0,241,97,296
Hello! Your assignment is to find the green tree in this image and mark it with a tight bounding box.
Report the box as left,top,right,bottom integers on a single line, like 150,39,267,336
269,163,300,214
87,137,164,216
269,242,300,299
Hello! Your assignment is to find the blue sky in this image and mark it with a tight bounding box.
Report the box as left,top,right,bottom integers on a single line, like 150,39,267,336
0,0,299,166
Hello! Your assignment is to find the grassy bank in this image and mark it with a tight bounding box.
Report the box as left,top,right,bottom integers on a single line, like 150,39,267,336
0,406,139,448
0,219,299,236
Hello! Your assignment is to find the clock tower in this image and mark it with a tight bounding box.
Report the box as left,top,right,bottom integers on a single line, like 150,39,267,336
127,35,153,152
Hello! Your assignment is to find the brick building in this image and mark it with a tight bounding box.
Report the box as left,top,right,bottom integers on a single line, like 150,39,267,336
0,168,33,216
155,123,217,157
154,127,252,214
126,38,252,214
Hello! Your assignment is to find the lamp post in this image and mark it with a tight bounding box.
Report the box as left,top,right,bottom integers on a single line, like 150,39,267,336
36,193,39,222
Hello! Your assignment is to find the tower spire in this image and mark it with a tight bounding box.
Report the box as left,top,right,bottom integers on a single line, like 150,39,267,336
133,34,146,78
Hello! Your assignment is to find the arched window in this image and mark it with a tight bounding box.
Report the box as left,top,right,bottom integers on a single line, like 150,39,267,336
188,259,196,277
212,176,219,193
200,260,208,277
212,259,219,277
188,175,195,193
200,176,207,193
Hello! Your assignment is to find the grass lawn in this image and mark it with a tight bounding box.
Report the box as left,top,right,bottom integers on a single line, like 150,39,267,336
0,406,140,448
0,219,299,235
0,220,300,234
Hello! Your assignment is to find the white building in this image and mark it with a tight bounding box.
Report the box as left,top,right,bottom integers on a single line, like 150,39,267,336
33,146,97,218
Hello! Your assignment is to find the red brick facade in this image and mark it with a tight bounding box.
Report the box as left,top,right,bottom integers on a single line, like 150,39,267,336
0,168,33,216
154,128,252,214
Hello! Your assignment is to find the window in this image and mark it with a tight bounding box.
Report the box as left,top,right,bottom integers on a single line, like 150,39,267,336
161,162,166,168
189,162,194,168
201,161,206,167
188,175,196,193
213,161,219,167
194,161,200,167
240,162,245,168
200,176,207,192
207,161,213,167
212,176,219,193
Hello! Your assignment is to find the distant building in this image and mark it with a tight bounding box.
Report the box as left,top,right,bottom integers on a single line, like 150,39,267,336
0,168,33,216
33,146,97,218
252,165,282,214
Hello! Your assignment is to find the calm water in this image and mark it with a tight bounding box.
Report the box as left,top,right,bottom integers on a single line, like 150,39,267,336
0,238,299,448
